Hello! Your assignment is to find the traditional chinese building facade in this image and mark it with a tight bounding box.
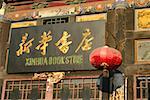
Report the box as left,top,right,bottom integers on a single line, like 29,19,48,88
0,0,149,100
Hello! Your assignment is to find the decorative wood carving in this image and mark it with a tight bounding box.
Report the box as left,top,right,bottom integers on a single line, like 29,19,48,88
11,21,37,28
76,13,107,22
32,72,65,83
4,0,114,21
135,8,150,31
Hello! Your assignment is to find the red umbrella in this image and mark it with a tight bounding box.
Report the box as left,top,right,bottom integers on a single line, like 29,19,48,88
89,46,122,70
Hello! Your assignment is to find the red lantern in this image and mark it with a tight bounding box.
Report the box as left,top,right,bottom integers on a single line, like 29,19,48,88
89,46,122,70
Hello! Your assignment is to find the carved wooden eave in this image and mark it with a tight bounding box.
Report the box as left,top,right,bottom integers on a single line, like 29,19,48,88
4,0,150,21
5,0,114,12
4,0,114,21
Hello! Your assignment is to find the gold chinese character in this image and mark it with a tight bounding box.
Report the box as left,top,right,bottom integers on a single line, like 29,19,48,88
55,31,72,54
16,33,34,56
75,28,94,53
36,31,52,55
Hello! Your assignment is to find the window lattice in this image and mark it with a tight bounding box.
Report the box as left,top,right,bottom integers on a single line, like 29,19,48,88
53,78,102,100
2,78,102,100
134,75,150,100
3,80,46,100
43,17,69,25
